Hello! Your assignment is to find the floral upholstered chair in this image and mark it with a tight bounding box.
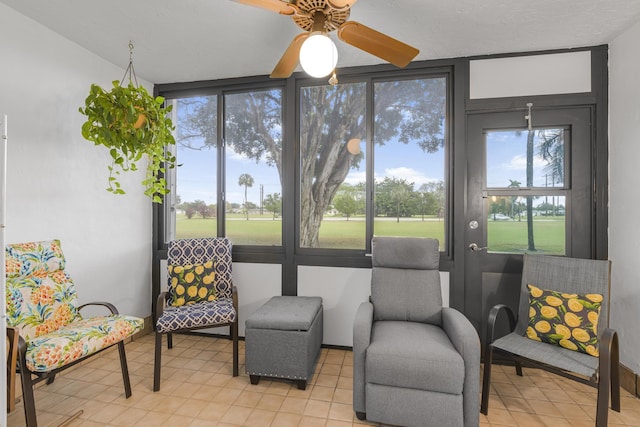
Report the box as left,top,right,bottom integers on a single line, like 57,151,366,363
5,240,144,427
153,237,238,392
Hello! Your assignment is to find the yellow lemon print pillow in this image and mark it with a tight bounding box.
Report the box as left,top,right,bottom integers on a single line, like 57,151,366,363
525,284,602,357
168,260,216,307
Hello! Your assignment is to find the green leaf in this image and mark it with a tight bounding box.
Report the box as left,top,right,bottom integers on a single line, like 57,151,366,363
79,78,175,203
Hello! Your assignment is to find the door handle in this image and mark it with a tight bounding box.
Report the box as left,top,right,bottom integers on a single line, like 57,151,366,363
468,243,488,252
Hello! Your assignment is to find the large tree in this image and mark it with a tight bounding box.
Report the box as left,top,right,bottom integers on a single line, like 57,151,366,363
375,177,415,219
263,193,282,220
333,192,359,220
175,79,445,247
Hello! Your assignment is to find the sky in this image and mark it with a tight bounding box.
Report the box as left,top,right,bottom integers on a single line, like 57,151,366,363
173,97,564,208
175,138,446,206
486,129,564,188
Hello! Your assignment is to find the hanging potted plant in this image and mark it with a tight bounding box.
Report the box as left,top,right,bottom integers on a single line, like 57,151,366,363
79,42,176,203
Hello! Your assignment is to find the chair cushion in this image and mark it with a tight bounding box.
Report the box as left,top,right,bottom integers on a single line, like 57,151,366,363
25,314,144,372
6,240,67,279
6,273,79,341
365,320,464,395
168,238,234,300
493,332,599,379
167,260,216,307
372,268,442,325
526,284,601,356
156,297,236,333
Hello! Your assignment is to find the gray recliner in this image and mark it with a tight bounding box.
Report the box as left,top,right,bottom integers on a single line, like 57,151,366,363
353,237,480,427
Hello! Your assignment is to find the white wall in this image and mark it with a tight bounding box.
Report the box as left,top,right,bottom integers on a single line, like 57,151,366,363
609,19,640,375
0,3,153,318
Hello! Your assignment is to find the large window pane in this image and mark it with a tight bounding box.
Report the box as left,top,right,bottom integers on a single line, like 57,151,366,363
487,128,565,188
485,127,568,255
224,89,283,246
172,96,218,240
486,195,566,255
300,83,367,249
373,78,447,248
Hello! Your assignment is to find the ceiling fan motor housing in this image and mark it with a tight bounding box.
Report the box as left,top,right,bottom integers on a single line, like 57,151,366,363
292,0,351,32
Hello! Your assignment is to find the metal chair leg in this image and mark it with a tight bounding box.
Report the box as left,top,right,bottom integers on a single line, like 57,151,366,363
153,331,163,392
45,373,56,385
610,332,621,412
480,345,493,415
231,321,239,377
117,341,132,398
515,361,523,376
596,363,610,427
18,339,38,427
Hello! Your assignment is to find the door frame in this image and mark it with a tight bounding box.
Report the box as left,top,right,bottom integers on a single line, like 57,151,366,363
463,106,597,339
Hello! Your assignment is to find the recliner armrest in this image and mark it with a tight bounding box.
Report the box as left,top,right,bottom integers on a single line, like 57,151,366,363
442,307,481,427
442,307,479,359
353,301,373,414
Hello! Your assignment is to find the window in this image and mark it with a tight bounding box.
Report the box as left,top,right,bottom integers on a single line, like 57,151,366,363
162,71,451,257
484,128,567,254
373,78,447,248
168,95,218,241
164,88,283,246
299,82,367,249
224,89,283,246
299,76,448,251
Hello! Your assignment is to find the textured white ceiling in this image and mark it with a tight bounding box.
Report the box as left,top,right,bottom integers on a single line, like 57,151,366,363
2,0,639,84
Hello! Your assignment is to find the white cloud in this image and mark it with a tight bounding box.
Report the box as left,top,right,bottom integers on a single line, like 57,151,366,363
380,167,439,186
503,154,547,171
344,171,366,185
226,145,253,163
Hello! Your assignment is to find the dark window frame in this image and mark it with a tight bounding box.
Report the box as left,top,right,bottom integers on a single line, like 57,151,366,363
155,64,456,267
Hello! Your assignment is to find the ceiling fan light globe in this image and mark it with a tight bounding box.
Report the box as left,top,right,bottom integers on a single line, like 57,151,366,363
299,33,338,78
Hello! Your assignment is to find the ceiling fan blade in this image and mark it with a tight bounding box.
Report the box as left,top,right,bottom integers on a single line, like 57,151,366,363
270,33,309,78
338,21,419,68
326,0,357,10
235,0,295,15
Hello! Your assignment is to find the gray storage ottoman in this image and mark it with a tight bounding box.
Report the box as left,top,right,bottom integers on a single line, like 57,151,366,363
245,296,323,390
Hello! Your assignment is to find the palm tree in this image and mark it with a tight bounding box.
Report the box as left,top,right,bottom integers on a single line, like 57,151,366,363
539,129,564,216
238,173,254,220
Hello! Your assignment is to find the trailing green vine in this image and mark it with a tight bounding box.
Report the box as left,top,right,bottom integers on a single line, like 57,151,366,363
79,80,176,203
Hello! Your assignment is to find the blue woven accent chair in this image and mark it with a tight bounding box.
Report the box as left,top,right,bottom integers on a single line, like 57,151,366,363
353,237,480,427
154,237,238,391
481,254,619,427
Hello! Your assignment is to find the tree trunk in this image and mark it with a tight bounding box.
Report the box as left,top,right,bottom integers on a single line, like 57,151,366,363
526,129,536,251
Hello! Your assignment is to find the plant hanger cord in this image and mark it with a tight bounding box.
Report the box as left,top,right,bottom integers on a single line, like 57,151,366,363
121,41,139,87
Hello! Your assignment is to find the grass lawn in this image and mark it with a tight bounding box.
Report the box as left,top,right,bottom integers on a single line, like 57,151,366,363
176,214,564,254
488,218,564,254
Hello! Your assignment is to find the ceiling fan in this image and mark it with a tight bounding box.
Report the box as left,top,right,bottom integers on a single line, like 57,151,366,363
236,0,420,78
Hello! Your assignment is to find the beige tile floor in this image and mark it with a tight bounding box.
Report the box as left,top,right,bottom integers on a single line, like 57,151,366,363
7,333,640,426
